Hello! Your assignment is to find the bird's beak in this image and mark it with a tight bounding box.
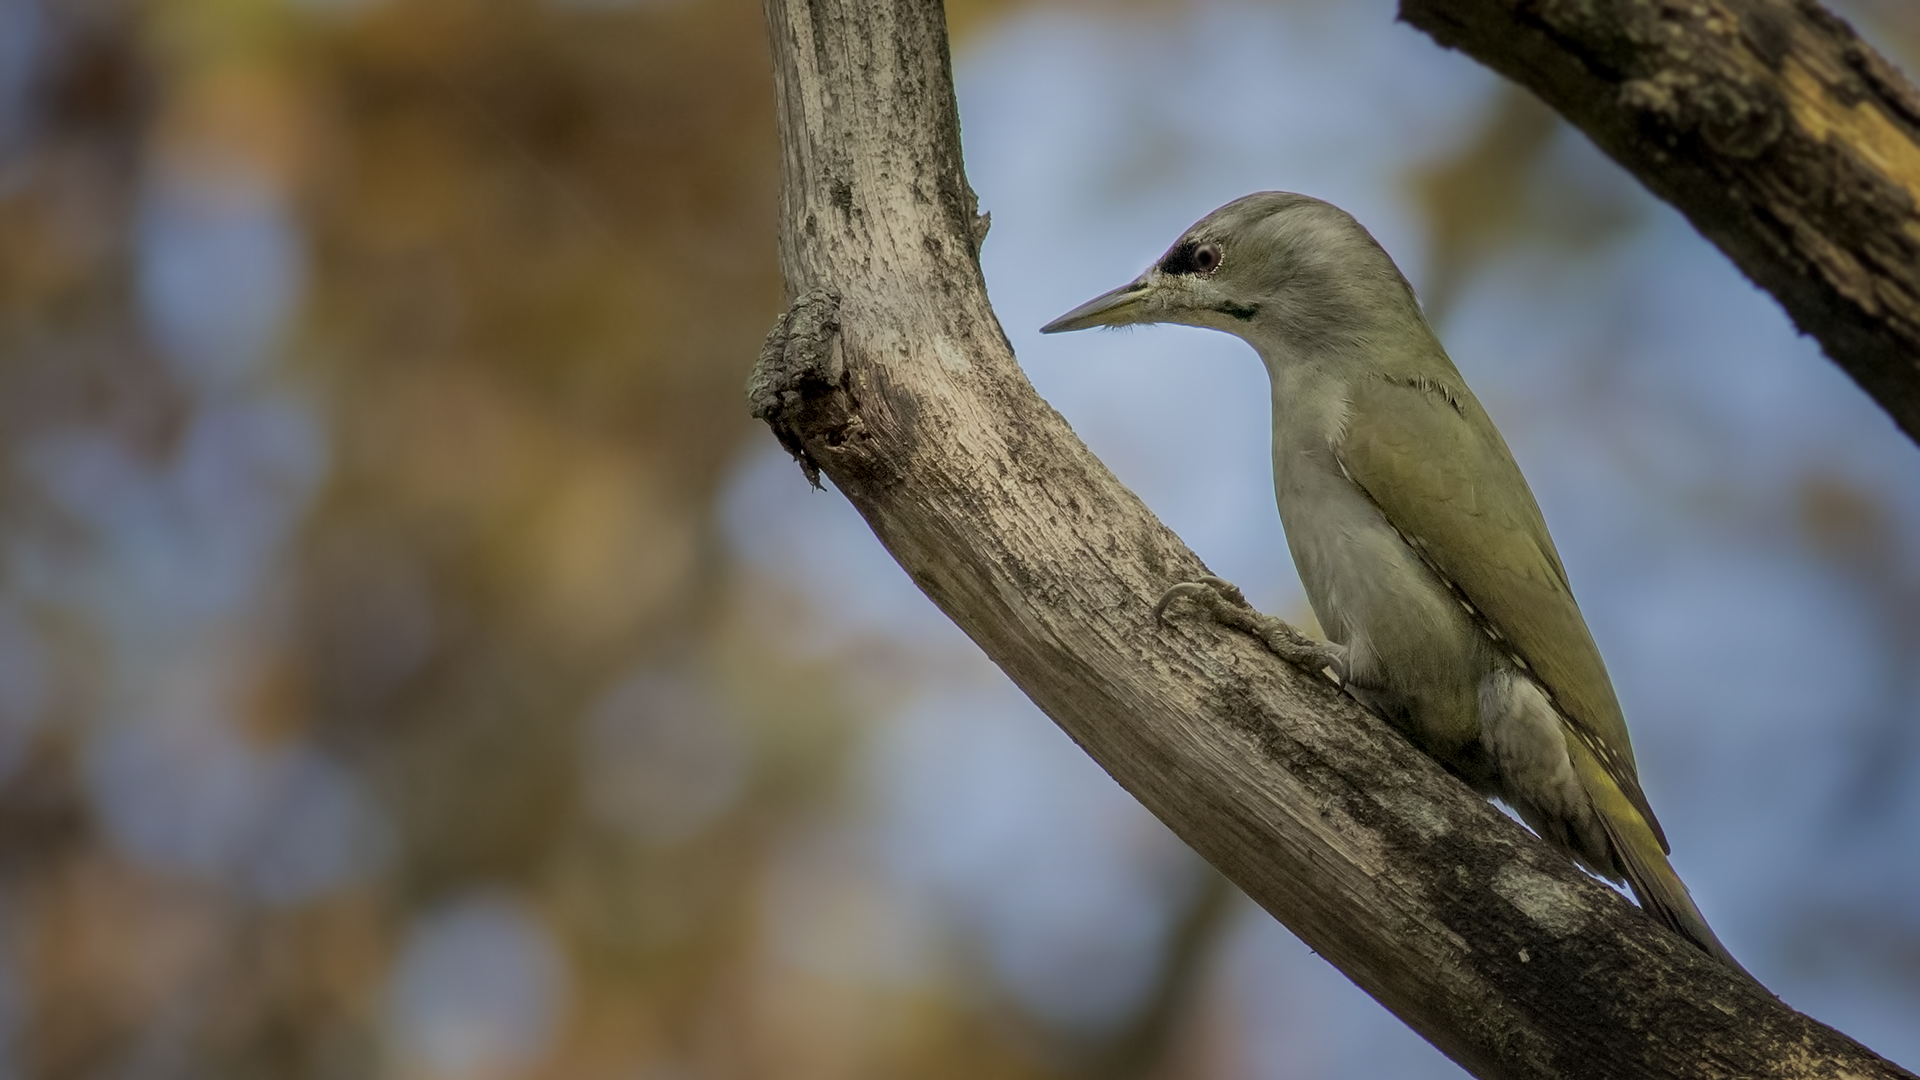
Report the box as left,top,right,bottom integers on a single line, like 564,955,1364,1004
1040,279,1150,334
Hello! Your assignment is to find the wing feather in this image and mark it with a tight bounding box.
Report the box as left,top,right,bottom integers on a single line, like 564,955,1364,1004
1335,371,1668,853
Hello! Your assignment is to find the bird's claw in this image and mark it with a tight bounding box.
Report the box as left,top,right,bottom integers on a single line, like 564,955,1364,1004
1154,575,1347,683
1153,575,1250,623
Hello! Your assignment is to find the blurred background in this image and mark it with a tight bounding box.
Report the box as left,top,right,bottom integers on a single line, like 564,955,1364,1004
0,0,1915,1076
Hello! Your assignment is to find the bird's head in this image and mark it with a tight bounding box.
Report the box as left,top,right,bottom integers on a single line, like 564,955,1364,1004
1040,192,1426,356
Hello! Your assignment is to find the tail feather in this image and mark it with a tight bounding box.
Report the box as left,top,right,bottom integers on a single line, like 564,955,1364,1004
1601,810,1756,982
1571,740,1760,984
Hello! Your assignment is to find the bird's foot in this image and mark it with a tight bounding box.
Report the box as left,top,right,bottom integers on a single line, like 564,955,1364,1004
1155,576,1347,682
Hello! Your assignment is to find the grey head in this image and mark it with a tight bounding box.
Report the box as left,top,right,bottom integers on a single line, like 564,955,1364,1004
1041,192,1432,359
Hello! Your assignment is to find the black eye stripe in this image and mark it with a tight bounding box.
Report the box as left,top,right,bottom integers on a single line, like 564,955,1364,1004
1159,240,1221,276
1159,241,1200,275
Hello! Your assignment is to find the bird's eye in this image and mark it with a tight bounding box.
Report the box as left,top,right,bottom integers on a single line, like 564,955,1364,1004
1193,243,1221,274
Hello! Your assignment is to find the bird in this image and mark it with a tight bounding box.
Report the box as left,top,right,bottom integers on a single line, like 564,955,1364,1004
1041,191,1751,978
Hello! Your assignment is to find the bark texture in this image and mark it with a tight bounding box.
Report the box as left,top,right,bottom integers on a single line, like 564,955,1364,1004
752,0,1915,1075
1401,0,1920,445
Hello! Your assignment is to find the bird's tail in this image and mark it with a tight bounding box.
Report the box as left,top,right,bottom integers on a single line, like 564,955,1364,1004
1572,746,1758,983
1606,811,1756,981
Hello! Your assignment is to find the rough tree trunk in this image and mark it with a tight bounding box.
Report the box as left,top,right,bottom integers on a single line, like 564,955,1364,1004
1401,0,1920,446
749,0,1915,1076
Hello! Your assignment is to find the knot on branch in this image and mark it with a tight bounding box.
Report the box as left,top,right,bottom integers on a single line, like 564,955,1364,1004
970,209,992,259
748,289,848,488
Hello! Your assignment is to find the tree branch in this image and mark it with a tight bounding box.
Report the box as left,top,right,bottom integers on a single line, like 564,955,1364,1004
1400,0,1920,446
751,0,1913,1075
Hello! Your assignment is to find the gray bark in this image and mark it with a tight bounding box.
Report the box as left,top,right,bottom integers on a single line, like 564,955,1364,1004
750,0,1915,1075
1401,0,1920,446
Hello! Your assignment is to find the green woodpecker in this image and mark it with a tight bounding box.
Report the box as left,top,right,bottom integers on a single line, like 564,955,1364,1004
1042,192,1749,976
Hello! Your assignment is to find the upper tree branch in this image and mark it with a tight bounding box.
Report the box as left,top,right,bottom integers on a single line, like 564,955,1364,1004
1401,0,1920,446
752,0,1911,1076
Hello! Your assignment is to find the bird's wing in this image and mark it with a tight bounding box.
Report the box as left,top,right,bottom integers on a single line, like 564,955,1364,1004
1334,370,1669,852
